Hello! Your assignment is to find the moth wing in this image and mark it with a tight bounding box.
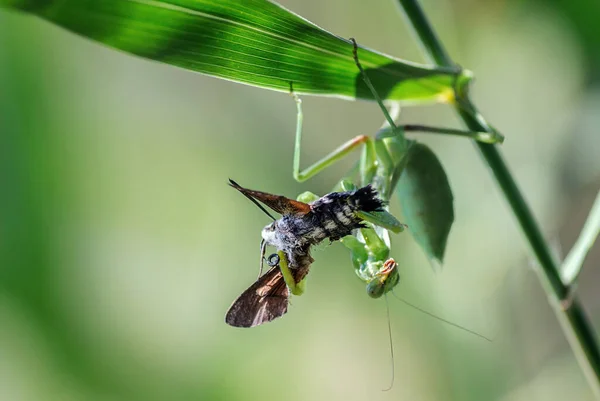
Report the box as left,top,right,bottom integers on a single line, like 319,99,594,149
229,179,311,215
225,266,290,328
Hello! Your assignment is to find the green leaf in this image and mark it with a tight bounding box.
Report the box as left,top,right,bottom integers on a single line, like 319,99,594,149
396,142,454,265
1,0,464,103
357,210,406,233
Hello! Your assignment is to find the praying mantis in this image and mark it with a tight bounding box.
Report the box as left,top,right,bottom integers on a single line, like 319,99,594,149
283,39,502,299
226,39,503,327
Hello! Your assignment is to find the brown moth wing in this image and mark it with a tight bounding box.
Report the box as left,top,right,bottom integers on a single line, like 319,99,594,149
225,266,289,328
228,179,311,215
225,265,310,328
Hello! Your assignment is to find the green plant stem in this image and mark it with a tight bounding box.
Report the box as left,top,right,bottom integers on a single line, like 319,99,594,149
561,189,600,285
395,0,600,396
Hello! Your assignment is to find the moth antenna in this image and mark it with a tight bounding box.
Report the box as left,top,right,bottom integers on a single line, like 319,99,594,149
229,179,276,221
382,293,395,392
391,289,492,342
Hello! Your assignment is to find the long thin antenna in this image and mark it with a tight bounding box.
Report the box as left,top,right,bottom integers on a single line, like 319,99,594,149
391,290,492,342
382,294,395,392
228,179,276,220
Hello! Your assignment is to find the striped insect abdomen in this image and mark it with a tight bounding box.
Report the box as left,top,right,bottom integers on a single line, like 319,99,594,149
263,185,384,269
306,185,384,243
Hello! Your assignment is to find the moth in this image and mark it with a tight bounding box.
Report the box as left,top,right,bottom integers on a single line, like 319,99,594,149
225,179,386,328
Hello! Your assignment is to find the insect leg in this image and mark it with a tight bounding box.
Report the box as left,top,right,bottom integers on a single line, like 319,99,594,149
376,124,504,144
291,92,370,183
352,36,502,145
276,250,304,296
350,38,405,148
358,137,377,187
349,38,411,198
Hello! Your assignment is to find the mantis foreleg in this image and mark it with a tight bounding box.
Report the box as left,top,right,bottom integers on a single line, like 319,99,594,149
277,250,305,296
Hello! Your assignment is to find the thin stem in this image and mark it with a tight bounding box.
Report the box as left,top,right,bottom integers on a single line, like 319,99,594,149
561,189,600,285
395,0,600,396
454,106,568,301
395,0,453,66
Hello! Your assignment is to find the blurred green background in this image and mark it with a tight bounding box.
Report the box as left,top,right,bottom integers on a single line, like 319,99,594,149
2,0,600,400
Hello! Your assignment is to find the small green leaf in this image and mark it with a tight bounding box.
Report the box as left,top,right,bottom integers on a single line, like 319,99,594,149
1,0,464,103
396,142,454,264
357,210,406,233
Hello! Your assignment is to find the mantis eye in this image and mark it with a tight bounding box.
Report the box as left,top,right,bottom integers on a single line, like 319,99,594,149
366,278,386,298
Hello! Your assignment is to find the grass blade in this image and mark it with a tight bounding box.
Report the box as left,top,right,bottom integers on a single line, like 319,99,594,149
1,0,465,103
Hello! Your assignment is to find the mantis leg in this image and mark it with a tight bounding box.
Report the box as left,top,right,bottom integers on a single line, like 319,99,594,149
291,93,370,183
350,38,410,198
350,38,405,148
277,250,305,296
350,39,503,146
376,125,504,144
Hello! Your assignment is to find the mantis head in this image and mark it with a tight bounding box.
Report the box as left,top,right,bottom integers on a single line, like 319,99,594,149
366,258,400,299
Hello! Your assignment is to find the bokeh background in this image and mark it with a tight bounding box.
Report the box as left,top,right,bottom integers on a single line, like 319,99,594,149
2,0,600,400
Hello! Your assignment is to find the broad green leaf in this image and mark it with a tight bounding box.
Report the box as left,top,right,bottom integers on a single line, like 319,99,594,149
396,142,454,265
1,0,465,103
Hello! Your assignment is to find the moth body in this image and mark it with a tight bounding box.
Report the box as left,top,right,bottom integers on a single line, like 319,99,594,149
226,180,385,327
261,185,384,269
